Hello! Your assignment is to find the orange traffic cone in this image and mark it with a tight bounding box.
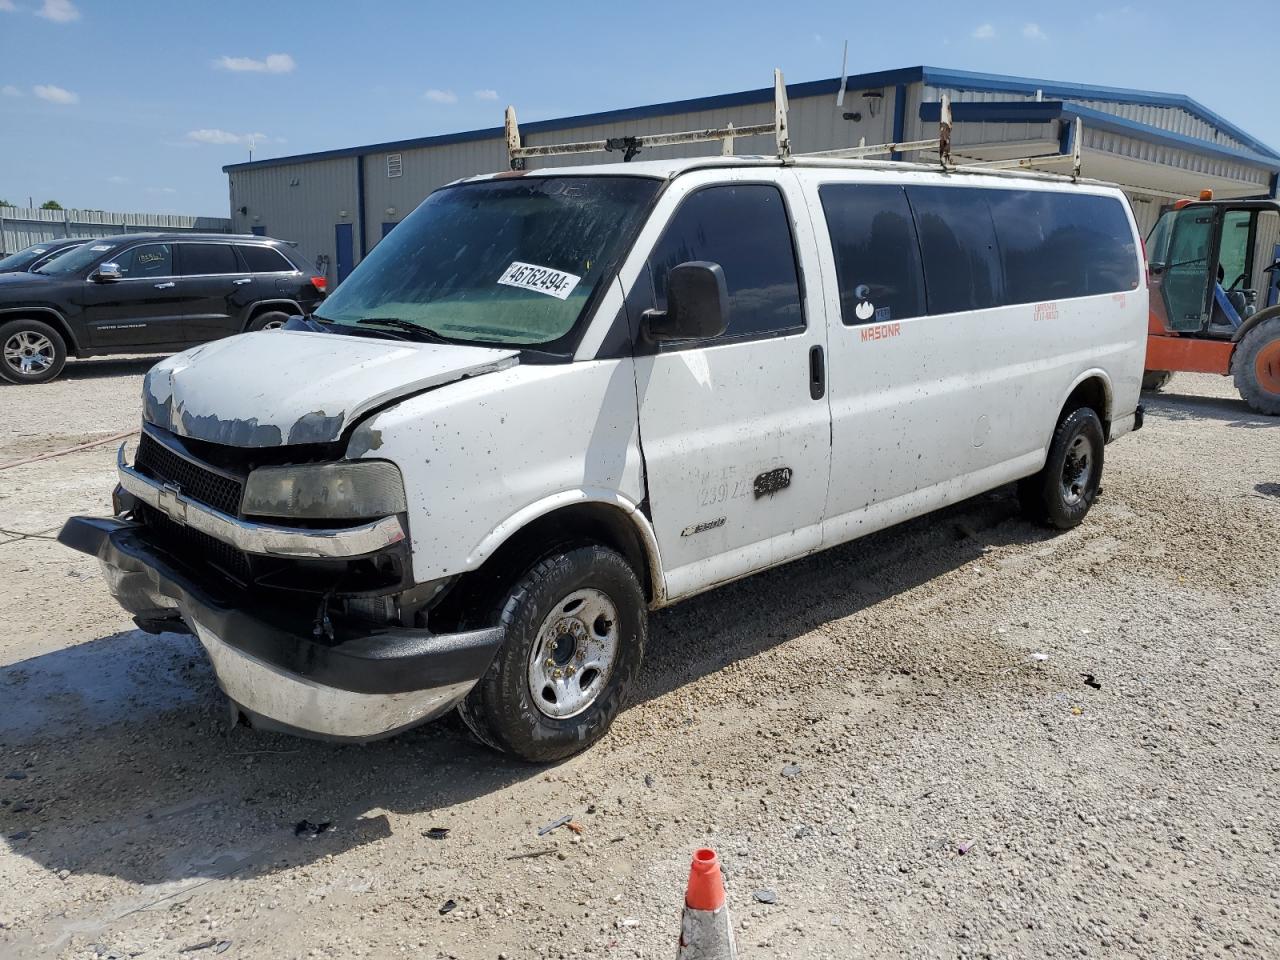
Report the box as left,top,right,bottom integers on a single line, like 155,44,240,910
677,848,738,959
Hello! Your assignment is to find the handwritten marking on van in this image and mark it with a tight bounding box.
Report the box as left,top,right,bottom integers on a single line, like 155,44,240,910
1034,302,1060,322
859,322,901,342
680,517,726,537
497,261,581,300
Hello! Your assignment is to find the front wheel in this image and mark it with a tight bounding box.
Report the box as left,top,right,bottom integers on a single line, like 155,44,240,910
1232,316,1280,416
1018,406,1106,530
458,545,647,762
1142,370,1173,392
0,318,67,385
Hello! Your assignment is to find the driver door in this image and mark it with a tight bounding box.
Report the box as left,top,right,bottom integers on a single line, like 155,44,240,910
1150,206,1215,332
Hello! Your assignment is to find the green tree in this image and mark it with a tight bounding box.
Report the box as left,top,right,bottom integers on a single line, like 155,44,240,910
0,199,12,208
40,200,63,210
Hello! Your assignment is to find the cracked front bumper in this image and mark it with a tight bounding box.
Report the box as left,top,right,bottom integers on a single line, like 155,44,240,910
58,516,503,742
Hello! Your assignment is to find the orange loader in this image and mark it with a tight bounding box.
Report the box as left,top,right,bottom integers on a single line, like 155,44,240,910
1144,193,1280,414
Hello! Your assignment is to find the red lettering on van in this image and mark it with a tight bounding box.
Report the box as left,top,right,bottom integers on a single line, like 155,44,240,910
859,322,901,342
1033,302,1059,322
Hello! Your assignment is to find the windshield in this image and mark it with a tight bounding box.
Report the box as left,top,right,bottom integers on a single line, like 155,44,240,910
314,176,660,348
36,240,118,276
0,242,62,272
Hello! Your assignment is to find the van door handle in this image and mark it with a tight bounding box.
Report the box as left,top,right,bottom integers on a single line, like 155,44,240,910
809,345,825,400
233,278,252,285
153,282,175,290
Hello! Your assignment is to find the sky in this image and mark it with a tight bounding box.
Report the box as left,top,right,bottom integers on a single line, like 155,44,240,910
1,0,1278,218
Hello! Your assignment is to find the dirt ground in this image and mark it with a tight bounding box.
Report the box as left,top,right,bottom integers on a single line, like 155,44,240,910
1,359,1278,960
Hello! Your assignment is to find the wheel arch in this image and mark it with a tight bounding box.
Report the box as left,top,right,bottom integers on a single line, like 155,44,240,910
1058,368,1114,433
434,491,666,630
0,306,81,356
242,299,303,331
1231,305,1280,346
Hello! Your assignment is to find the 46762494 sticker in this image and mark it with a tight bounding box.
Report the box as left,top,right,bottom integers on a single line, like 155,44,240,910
497,261,582,300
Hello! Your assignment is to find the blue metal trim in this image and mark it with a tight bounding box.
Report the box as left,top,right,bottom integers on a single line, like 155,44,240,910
223,67,926,173
1060,104,1280,171
890,83,907,162
917,99,1280,171
919,101,1064,123
1211,284,1243,329
1059,114,1073,156
356,154,368,260
920,67,1280,161
1271,173,1279,199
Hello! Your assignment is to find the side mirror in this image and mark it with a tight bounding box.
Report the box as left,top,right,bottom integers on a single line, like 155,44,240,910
1265,259,1280,274
94,263,122,282
643,261,729,342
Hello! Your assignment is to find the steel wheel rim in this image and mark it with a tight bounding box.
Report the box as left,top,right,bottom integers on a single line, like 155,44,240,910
1255,339,1280,395
527,588,620,720
263,319,286,330
1060,433,1094,507
3,330,55,376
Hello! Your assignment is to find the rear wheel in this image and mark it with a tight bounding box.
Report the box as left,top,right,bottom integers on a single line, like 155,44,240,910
1232,316,1280,416
246,310,291,332
1018,406,1106,530
1141,370,1173,392
458,544,646,762
0,318,67,385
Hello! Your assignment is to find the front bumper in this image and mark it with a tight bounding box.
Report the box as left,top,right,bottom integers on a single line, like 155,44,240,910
59,516,503,741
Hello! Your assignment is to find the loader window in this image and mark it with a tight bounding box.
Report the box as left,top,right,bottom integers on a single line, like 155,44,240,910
1161,208,1215,332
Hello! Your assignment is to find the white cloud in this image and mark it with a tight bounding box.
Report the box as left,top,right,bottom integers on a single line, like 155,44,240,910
971,23,996,39
214,53,296,74
423,88,457,104
0,1,17,13
1,84,21,97
1022,22,1047,40
33,83,78,104
106,175,128,184
36,0,78,22
472,88,499,101
145,187,177,195
185,128,270,145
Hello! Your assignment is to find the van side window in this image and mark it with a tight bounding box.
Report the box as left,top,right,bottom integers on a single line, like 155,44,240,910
905,186,1003,315
818,184,925,324
649,184,803,341
987,191,1140,302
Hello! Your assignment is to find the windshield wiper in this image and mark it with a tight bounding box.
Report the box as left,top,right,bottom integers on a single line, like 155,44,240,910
354,317,453,343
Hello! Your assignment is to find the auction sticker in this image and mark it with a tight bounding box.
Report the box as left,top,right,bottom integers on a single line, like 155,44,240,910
497,261,581,300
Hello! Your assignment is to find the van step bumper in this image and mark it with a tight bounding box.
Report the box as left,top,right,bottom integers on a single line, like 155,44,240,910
58,516,503,742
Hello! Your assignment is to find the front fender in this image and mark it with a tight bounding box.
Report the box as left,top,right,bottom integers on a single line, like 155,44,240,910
1233,305,1280,344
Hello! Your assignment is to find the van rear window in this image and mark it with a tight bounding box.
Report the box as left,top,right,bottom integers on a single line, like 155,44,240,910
818,184,925,325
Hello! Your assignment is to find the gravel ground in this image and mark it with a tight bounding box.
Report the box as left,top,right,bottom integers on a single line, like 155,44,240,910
1,364,1278,960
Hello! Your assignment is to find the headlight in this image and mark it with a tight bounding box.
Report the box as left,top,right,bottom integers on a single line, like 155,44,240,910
242,461,407,520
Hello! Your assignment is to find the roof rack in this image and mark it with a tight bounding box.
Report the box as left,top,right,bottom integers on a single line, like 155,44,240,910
503,69,1084,180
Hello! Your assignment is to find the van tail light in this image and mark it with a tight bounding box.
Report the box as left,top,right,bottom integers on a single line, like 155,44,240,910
310,275,328,293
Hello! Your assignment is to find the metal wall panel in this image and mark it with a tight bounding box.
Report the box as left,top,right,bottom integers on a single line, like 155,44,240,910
226,156,357,281
0,207,231,255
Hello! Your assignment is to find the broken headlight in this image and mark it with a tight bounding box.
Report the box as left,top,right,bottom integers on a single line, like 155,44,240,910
242,461,407,520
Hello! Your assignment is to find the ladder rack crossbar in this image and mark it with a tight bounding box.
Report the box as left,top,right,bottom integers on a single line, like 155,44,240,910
802,138,941,160
509,122,775,161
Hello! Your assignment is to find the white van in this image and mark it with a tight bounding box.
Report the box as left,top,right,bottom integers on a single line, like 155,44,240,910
60,156,1146,760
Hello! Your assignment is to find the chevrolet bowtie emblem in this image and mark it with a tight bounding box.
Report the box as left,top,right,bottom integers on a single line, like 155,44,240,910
157,481,187,522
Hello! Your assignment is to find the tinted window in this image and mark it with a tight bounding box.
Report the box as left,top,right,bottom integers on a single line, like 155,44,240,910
116,243,173,278
906,186,1003,315
649,184,803,340
819,184,925,324
238,244,293,273
180,243,238,276
987,191,1139,301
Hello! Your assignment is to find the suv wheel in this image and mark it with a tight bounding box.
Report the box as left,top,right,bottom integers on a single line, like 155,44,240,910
0,318,67,385
247,310,291,332
1018,406,1106,530
458,545,647,762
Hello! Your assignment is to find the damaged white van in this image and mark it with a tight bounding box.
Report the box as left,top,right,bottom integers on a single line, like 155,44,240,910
60,156,1146,760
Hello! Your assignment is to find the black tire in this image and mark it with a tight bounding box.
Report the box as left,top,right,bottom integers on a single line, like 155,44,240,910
1231,315,1280,416
246,310,291,332
458,545,647,762
0,318,67,385
1141,370,1173,392
1018,406,1106,530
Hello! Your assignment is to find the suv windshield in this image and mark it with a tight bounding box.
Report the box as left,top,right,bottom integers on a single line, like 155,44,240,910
36,240,119,276
314,176,660,349
0,242,64,272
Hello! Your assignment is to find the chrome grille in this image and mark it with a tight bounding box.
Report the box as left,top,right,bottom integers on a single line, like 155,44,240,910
135,432,244,516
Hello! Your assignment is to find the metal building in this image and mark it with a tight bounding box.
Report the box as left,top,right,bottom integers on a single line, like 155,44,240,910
223,65,1280,284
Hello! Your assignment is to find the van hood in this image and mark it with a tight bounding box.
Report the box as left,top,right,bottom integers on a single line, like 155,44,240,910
142,329,520,447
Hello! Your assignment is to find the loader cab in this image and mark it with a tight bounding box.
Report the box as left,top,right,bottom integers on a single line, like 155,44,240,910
1148,199,1280,338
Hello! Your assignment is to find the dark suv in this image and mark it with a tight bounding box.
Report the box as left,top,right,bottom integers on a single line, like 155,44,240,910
0,233,327,384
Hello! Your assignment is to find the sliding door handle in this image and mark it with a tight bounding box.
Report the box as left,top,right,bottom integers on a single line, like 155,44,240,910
809,344,825,400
